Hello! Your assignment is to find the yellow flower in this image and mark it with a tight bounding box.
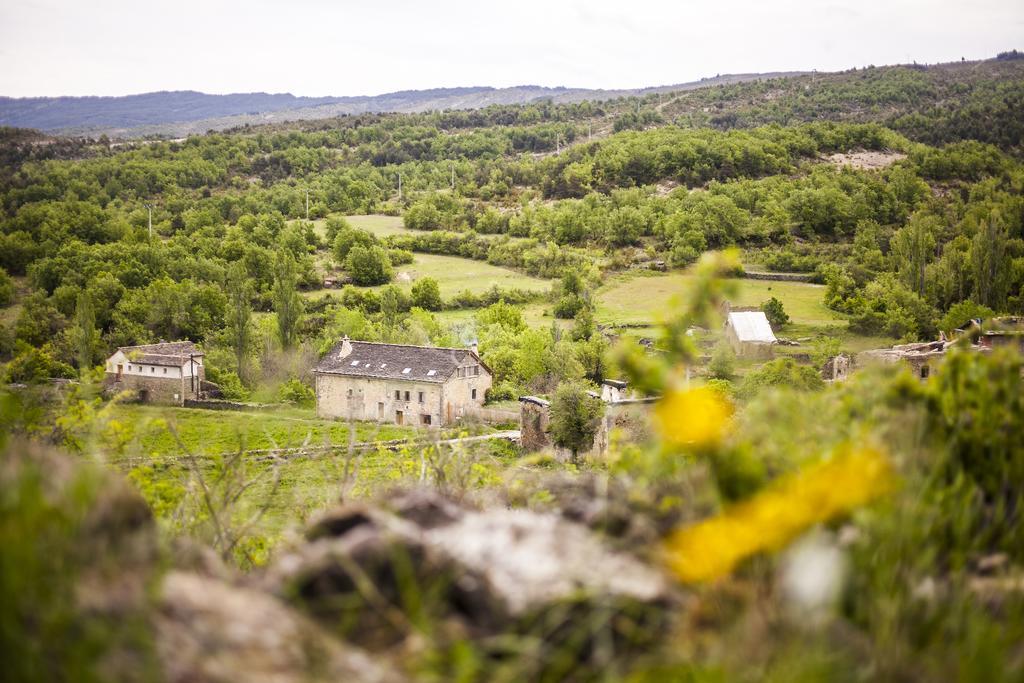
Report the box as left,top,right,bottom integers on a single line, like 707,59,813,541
662,447,894,583
654,386,734,447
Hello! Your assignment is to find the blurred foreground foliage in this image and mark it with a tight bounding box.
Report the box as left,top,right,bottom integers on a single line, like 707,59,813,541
1,253,1024,681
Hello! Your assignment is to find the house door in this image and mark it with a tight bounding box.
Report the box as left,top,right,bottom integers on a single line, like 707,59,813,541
377,402,385,420
116,364,123,379
395,410,404,425
446,402,452,424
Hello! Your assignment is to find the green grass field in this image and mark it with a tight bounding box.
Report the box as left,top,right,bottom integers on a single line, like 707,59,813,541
106,404,414,460
597,271,839,326
597,270,897,353
393,253,550,297
345,214,416,237
306,252,552,302
92,404,517,549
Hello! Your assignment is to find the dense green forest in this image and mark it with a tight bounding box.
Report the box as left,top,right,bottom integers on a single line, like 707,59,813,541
4,55,1024,682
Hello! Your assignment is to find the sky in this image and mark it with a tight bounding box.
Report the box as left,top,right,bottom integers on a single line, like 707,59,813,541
1,0,1022,98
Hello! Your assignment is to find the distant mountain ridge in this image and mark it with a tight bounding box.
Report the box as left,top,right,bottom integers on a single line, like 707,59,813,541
0,74,803,138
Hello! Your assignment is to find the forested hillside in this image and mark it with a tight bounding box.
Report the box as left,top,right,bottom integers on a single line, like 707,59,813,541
1,57,1022,394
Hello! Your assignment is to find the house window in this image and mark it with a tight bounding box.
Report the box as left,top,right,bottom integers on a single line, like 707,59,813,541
127,365,132,371
472,388,477,400
421,414,431,425
920,365,930,379
347,389,353,397
404,391,410,401
163,367,167,375
418,391,424,403
395,390,401,400
151,367,155,373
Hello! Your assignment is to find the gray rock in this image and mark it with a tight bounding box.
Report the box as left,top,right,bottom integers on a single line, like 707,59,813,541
157,571,405,683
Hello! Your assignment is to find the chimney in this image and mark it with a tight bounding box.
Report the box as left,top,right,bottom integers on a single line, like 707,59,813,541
338,336,353,359
468,339,479,356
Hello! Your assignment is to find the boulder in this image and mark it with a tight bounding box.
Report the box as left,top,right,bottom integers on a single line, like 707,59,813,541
266,488,676,664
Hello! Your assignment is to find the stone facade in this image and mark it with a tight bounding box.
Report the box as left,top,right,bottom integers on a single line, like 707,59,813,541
314,339,492,427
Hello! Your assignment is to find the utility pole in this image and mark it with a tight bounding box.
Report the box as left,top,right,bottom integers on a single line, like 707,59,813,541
145,203,153,239
397,171,402,201
450,163,455,191
588,122,592,142
305,189,310,220
556,135,560,154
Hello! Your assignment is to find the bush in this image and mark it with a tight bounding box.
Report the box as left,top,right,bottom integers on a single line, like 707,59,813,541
411,277,443,311
739,358,824,397
2,343,75,383
761,297,790,328
278,378,315,406
345,245,393,286
708,342,736,380
387,248,415,266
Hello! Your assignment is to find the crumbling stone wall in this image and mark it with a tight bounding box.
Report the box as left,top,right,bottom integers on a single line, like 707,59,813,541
821,354,851,381
518,397,551,452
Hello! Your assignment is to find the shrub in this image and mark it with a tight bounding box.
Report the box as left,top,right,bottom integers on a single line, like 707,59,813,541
761,297,790,328
278,378,315,406
345,245,393,286
411,277,443,311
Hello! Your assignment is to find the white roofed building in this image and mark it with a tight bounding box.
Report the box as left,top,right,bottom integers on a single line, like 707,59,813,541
724,309,777,358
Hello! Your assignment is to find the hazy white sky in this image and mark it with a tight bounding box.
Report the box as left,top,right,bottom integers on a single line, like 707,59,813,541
1,0,1021,97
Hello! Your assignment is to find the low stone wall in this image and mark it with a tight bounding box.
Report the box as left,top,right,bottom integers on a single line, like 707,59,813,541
183,399,287,412
742,271,815,283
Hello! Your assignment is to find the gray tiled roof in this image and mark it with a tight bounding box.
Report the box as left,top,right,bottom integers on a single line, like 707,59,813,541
314,340,482,384
118,341,203,367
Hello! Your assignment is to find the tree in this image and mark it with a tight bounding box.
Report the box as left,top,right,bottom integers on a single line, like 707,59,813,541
891,214,938,297
273,251,304,350
332,226,376,264
411,277,443,311
345,245,393,286
938,301,995,334
761,297,790,329
549,382,604,464
971,211,1011,310
225,263,253,379
0,267,14,306
72,292,98,374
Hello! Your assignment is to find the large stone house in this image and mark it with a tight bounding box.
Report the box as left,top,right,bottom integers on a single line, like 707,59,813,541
104,341,205,405
313,337,492,426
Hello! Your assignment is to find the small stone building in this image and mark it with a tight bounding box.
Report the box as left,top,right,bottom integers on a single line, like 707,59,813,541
724,308,777,358
859,340,950,380
314,337,492,427
104,341,205,405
